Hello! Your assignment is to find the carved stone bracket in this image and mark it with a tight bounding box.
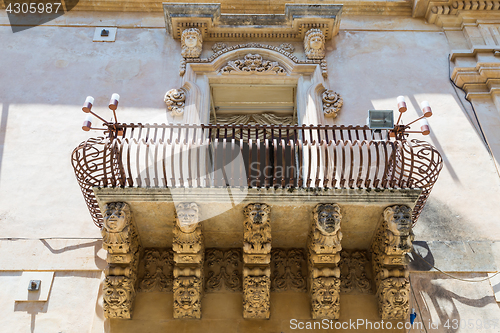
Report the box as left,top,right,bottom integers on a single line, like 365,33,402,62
220,53,287,75
205,249,242,292
308,203,343,320
173,202,204,319
101,202,140,319
322,90,343,118
371,205,413,320
164,88,186,117
304,29,325,60
181,28,203,58
243,203,272,319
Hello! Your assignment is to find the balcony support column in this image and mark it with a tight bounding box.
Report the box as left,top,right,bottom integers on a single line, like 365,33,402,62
307,203,342,319
172,202,204,319
101,202,141,319
371,205,414,320
242,203,272,319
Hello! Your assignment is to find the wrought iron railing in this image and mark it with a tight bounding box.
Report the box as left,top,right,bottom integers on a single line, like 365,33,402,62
72,124,442,227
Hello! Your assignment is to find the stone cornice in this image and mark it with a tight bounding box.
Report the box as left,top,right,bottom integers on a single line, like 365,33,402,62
423,0,500,25
451,62,500,97
163,3,343,41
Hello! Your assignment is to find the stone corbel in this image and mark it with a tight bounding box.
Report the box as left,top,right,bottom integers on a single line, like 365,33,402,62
322,90,343,118
243,203,272,319
304,29,326,60
371,205,413,320
172,202,204,319
164,88,186,117
101,202,140,319
307,203,343,319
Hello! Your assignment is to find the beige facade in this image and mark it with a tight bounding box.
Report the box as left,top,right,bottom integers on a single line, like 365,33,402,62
1,0,500,332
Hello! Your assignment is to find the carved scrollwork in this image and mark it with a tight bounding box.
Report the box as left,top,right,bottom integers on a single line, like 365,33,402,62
138,249,174,292
164,88,186,117
220,53,286,75
271,249,307,292
322,90,343,118
205,249,242,292
212,42,228,53
243,275,271,319
339,250,372,294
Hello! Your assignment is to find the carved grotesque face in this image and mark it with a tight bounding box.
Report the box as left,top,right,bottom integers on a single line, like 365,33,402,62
103,277,131,307
315,204,341,234
313,278,339,309
175,203,199,233
103,204,129,233
388,287,408,307
246,205,269,225
245,277,269,307
309,35,323,50
386,206,412,236
174,278,200,309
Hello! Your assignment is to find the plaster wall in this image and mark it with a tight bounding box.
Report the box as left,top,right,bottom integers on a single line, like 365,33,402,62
0,12,499,332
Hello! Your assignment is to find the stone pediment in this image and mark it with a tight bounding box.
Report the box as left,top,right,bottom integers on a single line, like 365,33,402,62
163,3,343,41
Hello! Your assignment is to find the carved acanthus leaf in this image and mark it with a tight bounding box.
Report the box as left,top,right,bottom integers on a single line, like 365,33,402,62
138,249,174,292
205,249,242,292
220,54,286,75
271,248,307,292
339,250,372,294
322,90,343,118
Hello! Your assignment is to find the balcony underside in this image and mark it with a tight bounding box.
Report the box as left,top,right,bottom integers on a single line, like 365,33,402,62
94,187,421,249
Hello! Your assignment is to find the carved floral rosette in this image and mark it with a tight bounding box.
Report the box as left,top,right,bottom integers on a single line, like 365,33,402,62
164,88,186,116
322,90,343,118
243,275,271,319
220,53,286,75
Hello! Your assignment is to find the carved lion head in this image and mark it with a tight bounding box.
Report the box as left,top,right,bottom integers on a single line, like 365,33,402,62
244,203,270,225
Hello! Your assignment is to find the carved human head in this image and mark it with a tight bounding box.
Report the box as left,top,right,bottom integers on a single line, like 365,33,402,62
103,276,134,308
304,29,325,59
103,202,131,233
313,204,341,235
312,277,340,310
244,276,269,307
181,28,202,58
244,203,270,225
384,205,412,236
175,202,200,233
174,277,201,309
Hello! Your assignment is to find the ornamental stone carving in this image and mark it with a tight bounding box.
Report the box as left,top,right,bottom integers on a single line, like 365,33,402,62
308,203,342,320
173,276,202,319
279,43,295,53
220,53,286,75
243,203,272,319
212,42,227,53
304,29,325,60
339,250,372,294
243,203,272,255
384,205,414,256
181,28,202,58
103,276,136,319
138,249,174,292
205,249,242,292
322,90,343,118
164,88,186,116
243,275,271,319
271,248,307,292
371,205,413,320
377,277,410,320
311,276,341,319
101,202,140,319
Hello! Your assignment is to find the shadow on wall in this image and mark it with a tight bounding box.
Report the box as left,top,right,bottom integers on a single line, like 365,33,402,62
14,299,48,333
40,239,107,270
